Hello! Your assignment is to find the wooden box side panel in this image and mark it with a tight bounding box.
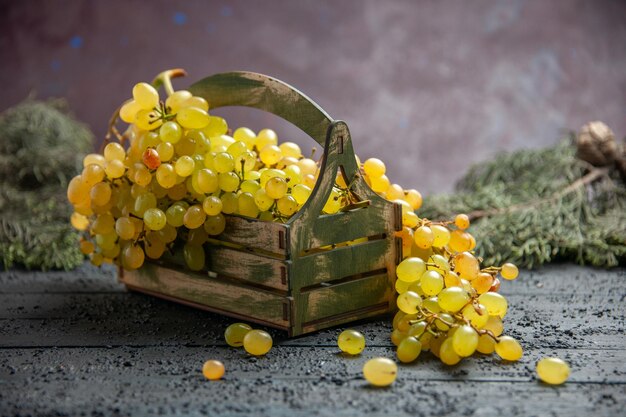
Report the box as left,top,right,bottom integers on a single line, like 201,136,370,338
120,263,291,329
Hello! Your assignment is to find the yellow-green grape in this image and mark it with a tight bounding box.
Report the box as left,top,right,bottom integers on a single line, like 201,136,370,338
392,310,405,329
431,224,451,248
478,292,508,318
233,127,256,149
174,135,196,156
495,336,523,361
182,96,209,112
259,145,282,166
135,109,162,130
83,153,106,168
404,189,422,210
134,193,156,217
435,313,453,331
224,322,253,347
177,107,210,129
67,175,91,206
454,213,470,230
235,150,257,173
369,174,390,193
91,213,115,235
439,338,461,365
462,304,489,328
138,131,161,151
407,321,427,338
276,195,298,217
396,257,426,283
297,158,317,176
204,214,226,235
396,314,417,332
413,226,434,249
156,142,174,161
90,182,112,207
211,134,235,150
105,159,125,179
323,188,342,214
80,240,95,255
120,99,141,123
395,278,411,294
240,179,261,194
158,224,177,243
134,165,152,186
444,271,462,288
218,172,240,192
472,272,494,294
95,231,117,250
265,177,288,199
337,329,366,355
144,235,166,259
243,329,273,356
438,287,470,313
420,270,444,296
278,141,301,159
362,357,397,387
390,329,407,346
202,196,222,216
104,142,126,162
221,192,238,214
194,169,219,193
260,168,286,187
202,359,225,381
132,82,159,109
90,252,104,266
402,211,419,228
396,291,422,314
454,251,479,281
476,334,496,354
183,205,206,229
159,121,183,144
483,316,504,337
155,163,176,188
122,244,145,270
387,183,405,201
283,165,302,185
448,229,472,253
165,90,192,114
255,128,278,152
423,296,441,313
536,357,570,385
238,192,259,218
70,212,90,231
363,158,386,178
452,325,478,357
183,243,205,271
203,116,228,137
214,152,235,173
166,204,186,227
115,217,135,240
227,140,247,157
101,243,120,260
292,184,311,205
397,336,422,363
188,130,210,154
430,254,450,273
82,164,105,186
143,208,166,230
501,262,519,280
187,228,208,245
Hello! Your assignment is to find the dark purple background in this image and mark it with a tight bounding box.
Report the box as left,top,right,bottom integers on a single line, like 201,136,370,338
1,0,625,193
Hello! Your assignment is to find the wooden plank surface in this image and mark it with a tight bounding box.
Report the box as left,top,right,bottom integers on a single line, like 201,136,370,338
0,263,625,417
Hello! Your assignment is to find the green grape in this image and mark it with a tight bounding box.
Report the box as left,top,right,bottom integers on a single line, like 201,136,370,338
367,171,388,191
461,304,489,328
233,127,256,149
135,109,162,130
202,196,222,216
203,116,229,137
397,336,422,363
177,106,210,129
476,334,496,354
144,234,166,259
437,287,470,313
501,262,519,280
156,163,177,188
279,141,302,159
194,168,219,193
80,240,95,255
159,121,183,144
431,224,451,248
224,322,253,347
167,183,187,200
183,205,206,229
187,130,210,154
235,150,257,173
483,316,504,337
472,272,494,294
70,212,90,231
297,158,317,176
238,192,259,218
134,192,156,217
134,165,152,186
221,192,238,214
276,195,298,216
439,338,461,365
448,229,472,253
396,257,426,283
337,329,366,355
362,357,397,387
255,129,278,152
283,164,302,185
138,131,161,151
363,158,386,178
396,291,422,314
90,182,112,207
390,329,407,346
243,329,273,356
119,99,141,123
396,314,417,332
227,141,247,157
90,252,104,266
454,251,479,281
182,96,209,111
292,184,312,205
202,359,225,381
392,310,405,329
123,244,145,270
143,208,166,230
421,270,444,296
387,183,405,201
67,175,91,206
115,217,135,240
240,179,261,194
495,336,523,361
174,135,196,156
156,142,174,161
104,142,125,162
260,169,286,187
105,159,125,179
452,325,478,357
166,204,186,227
214,152,235,173
265,177,288,199
204,214,226,235
444,271,462,288
414,225,434,249
218,172,240,192
183,243,205,271
259,145,283,166
395,278,410,294
211,134,235,150
165,90,192,114
435,313,453,331
95,231,117,250
536,357,570,385
423,296,441,313
91,213,115,234
407,321,427,338
478,292,508,318
82,164,105,186
402,210,419,228
323,188,342,214
132,82,159,109
187,227,208,245
157,224,177,243
454,213,470,230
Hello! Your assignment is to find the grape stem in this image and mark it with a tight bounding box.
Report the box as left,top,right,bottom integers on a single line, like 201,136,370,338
152,69,188,97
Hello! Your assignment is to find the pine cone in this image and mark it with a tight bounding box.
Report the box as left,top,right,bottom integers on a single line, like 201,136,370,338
576,121,619,167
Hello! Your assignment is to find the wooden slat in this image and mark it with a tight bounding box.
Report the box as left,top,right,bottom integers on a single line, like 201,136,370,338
121,263,290,328
217,214,288,257
291,237,391,289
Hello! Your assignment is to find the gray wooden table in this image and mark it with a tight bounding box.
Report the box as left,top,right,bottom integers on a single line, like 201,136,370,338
1,263,624,417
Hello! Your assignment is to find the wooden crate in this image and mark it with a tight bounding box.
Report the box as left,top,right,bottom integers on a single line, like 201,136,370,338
120,72,402,337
